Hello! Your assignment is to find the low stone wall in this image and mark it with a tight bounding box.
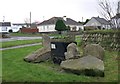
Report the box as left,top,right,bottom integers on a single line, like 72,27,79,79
81,30,120,51
67,31,81,35
0,33,11,38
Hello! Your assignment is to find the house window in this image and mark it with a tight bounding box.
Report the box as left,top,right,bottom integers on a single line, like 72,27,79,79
79,27,82,31
43,26,45,30
72,26,77,31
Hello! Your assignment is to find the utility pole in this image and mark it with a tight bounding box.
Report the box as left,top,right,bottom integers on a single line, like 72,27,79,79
30,12,31,27
3,16,5,23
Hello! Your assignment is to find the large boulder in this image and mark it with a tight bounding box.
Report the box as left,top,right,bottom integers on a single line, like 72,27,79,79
60,55,104,77
42,34,51,51
24,48,51,63
64,43,80,60
83,44,105,60
24,34,51,63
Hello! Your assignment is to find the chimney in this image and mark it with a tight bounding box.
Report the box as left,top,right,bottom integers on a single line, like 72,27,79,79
63,16,67,21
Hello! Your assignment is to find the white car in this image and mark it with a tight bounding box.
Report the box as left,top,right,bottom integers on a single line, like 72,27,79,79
0,22,22,33
11,25,21,32
0,22,12,34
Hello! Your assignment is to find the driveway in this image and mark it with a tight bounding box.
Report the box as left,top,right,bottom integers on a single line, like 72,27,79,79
0,36,42,42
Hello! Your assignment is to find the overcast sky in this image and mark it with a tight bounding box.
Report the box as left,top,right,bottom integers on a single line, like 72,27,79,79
0,0,118,23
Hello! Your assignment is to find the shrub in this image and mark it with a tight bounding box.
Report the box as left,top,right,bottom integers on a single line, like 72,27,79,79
55,19,67,34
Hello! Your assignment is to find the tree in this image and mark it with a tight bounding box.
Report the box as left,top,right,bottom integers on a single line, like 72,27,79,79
78,19,90,25
55,19,67,34
97,0,119,29
83,19,90,25
78,21,84,25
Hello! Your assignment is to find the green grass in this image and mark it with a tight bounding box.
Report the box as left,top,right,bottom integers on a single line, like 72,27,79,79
10,32,60,37
2,45,119,82
75,35,82,46
2,45,91,82
1,39,42,48
0,50,2,82
10,33,42,37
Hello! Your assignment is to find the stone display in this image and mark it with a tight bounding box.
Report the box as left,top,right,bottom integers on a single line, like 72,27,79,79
64,43,80,60
24,34,51,63
83,44,104,60
61,55,104,77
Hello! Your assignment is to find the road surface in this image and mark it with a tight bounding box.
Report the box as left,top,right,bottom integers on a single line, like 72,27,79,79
0,36,42,42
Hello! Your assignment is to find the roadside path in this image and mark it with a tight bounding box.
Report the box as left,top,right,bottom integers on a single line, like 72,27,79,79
0,43,42,50
0,36,42,42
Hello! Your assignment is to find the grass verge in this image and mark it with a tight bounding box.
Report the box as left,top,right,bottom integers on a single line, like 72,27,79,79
10,32,59,37
0,39,1,82
2,45,118,82
1,39,42,48
10,33,42,37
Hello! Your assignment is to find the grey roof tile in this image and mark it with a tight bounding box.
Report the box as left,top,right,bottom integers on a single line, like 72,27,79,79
38,17,82,26
93,17,110,25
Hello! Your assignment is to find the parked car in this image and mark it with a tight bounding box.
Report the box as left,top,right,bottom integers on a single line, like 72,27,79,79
0,22,12,34
0,22,21,34
11,25,22,32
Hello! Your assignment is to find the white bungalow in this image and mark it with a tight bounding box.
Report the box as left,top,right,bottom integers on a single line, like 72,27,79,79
37,16,84,32
84,17,110,29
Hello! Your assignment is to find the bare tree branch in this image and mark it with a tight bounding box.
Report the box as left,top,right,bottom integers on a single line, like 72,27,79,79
97,0,119,29
24,18,30,27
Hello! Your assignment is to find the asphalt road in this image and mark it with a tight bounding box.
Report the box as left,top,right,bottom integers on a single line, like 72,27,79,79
0,36,42,42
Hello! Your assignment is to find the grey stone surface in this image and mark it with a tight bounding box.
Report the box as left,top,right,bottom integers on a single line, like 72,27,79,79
60,55,104,77
24,34,51,63
24,48,51,63
65,43,80,60
42,34,51,51
83,44,105,60
1,34,11,38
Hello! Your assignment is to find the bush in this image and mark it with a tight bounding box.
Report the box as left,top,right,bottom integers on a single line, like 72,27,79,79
55,19,67,34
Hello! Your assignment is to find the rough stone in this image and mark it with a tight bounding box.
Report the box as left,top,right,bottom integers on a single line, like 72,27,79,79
24,48,51,63
60,55,104,77
1,34,11,38
83,44,104,60
65,43,80,60
42,34,51,51
24,34,51,63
